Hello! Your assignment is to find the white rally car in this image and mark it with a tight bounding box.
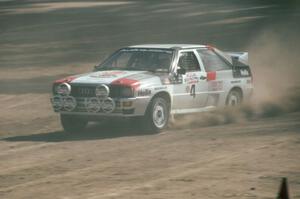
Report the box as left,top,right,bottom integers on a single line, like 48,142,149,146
51,44,253,133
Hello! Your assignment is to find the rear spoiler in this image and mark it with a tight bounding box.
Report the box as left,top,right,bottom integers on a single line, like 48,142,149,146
225,52,248,66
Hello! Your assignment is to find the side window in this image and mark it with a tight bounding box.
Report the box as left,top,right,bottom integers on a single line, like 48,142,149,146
178,52,200,71
197,49,231,72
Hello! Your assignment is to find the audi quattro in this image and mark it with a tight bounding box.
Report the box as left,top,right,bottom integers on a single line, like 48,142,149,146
51,44,253,133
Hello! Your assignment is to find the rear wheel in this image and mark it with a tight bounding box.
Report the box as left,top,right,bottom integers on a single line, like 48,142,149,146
60,114,88,133
144,97,170,132
226,89,242,106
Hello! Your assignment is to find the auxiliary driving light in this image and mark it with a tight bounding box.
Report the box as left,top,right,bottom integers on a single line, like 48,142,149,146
85,97,101,113
51,95,63,111
57,83,71,96
102,97,115,113
63,96,77,111
95,84,109,98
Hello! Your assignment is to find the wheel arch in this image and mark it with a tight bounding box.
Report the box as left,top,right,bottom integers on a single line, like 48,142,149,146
151,91,171,105
146,91,172,115
230,86,243,99
226,86,243,105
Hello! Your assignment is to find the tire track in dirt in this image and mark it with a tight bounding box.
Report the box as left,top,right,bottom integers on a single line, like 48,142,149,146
0,113,299,198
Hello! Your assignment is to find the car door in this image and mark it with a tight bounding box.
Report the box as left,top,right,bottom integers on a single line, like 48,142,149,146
196,48,232,107
172,50,208,112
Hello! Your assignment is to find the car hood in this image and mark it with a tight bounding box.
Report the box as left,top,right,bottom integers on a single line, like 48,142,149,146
70,70,159,85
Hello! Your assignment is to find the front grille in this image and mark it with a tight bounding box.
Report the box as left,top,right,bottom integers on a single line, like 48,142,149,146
71,85,95,97
70,84,122,98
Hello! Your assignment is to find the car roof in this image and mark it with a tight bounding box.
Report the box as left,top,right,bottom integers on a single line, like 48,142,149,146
128,44,207,50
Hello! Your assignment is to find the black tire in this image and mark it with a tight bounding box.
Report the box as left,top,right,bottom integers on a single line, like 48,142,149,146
226,89,242,106
60,114,88,133
143,97,170,133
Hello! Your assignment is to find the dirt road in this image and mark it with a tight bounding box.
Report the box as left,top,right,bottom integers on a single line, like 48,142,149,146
0,112,299,199
1,1,300,198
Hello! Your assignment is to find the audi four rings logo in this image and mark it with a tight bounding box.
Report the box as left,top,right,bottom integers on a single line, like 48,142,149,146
78,87,93,95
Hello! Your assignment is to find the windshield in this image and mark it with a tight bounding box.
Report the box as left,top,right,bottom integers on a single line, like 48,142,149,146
97,48,174,72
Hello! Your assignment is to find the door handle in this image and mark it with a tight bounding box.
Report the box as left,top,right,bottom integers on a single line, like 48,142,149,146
200,76,207,80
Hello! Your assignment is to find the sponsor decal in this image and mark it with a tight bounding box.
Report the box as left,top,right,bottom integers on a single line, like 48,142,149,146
185,84,196,98
231,80,241,84
184,73,199,84
233,66,251,78
190,84,196,98
185,85,190,93
90,71,127,78
240,69,250,76
208,81,223,91
111,78,140,90
154,86,167,90
138,89,151,96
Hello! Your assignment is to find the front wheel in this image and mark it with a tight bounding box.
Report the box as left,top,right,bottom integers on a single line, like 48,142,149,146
60,114,88,133
226,90,242,106
144,97,170,133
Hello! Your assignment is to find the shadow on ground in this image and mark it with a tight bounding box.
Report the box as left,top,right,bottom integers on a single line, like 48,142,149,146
3,120,155,142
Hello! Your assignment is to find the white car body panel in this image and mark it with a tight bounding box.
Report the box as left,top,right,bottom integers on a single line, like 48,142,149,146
51,44,254,118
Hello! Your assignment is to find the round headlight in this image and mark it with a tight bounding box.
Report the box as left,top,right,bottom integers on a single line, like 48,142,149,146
57,83,71,96
95,84,109,98
120,87,133,98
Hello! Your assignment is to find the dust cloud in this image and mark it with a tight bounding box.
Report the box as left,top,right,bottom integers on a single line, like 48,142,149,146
171,27,300,129
249,29,300,103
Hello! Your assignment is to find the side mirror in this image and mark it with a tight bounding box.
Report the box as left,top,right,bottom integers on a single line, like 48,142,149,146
177,68,186,75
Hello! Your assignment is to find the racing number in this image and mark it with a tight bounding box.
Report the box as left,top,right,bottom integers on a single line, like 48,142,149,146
190,84,196,98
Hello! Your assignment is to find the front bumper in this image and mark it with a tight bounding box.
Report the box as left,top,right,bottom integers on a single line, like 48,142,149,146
50,96,150,117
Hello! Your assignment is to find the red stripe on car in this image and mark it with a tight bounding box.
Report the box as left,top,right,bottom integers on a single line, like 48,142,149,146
111,78,140,90
54,76,77,84
207,71,216,81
